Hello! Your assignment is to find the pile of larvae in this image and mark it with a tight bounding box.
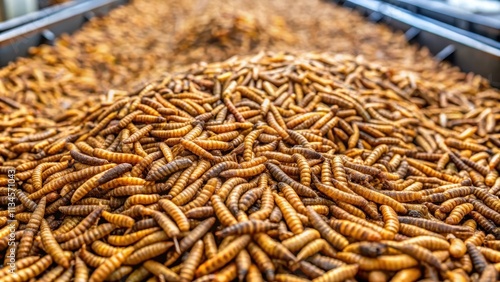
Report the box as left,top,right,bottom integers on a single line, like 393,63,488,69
0,52,500,282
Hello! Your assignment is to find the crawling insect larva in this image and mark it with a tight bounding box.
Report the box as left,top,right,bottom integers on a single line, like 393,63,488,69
60,223,115,250
329,219,382,241
71,166,117,203
211,195,238,226
477,247,500,263
40,219,70,268
203,233,218,260
102,211,135,228
280,228,320,253
180,138,215,160
216,220,278,237
253,233,297,262
296,238,336,261
145,157,193,181
125,241,174,265
0,255,53,282
180,178,218,212
29,164,116,200
336,252,419,271
185,206,214,219
307,206,349,250
158,199,190,232
249,187,274,221
140,208,180,245
89,247,135,282
447,234,467,258
235,249,251,281
179,240,204,282
316,180,368,208
466,242,488,274
398,216,472,234
219,163,266,178
274,193,304,235
445,203,474,225
165,217,216,266
390,268,421,282
266,162,317,197
348,182,407,214
400,236,450,251
384,241,445,271
380,205,399,238
92,240,126,257
311,264,359,282
143,260,180,282
195,235,251,277
17,197,46,259
93,148,143,164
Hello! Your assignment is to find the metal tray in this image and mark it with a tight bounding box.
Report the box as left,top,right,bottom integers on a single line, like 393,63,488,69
332,0,500,87
380,0,500,42
0,0,82,33
0,0,128,67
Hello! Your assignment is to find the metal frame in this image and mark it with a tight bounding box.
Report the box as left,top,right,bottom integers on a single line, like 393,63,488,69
0,0,129,67
332,0,500,87
380,0,500,42
0,0,84,33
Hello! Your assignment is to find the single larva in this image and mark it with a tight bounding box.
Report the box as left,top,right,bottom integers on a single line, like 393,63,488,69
195,235,251,277
306,207,349,250
179,240,204,282
143,260,180,282
40,219,70,268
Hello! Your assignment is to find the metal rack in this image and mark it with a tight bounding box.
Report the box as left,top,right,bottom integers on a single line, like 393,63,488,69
0,0,128,67
380,0,500,42
0,0,81,33
332,0,500,87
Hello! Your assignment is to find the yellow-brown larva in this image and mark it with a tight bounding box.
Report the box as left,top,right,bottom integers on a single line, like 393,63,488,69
179,240,204,282
101,211,135,228
158,199,190,232
383,241,445,271
71,165,118,203
215,220,279,237
348,182,407,214
38,220,69,269
142,260,180,281
180,178,218,212
249,186,274,221
329,219,382,241
380,205,399,238
145,157,194,181
311,264,359,282
274,193,304,235
296,238,337,261
180,138,215,160
125,241,174,265
91,240,126,257
17,197,46,259
195,235,251,277
219,163,266,178
307,206,349,250
60,223,115,251
253,233,297,262
0,255,53,282
93,148,143,164
29,164,117,200
445,203,474,225
89,247,135,282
